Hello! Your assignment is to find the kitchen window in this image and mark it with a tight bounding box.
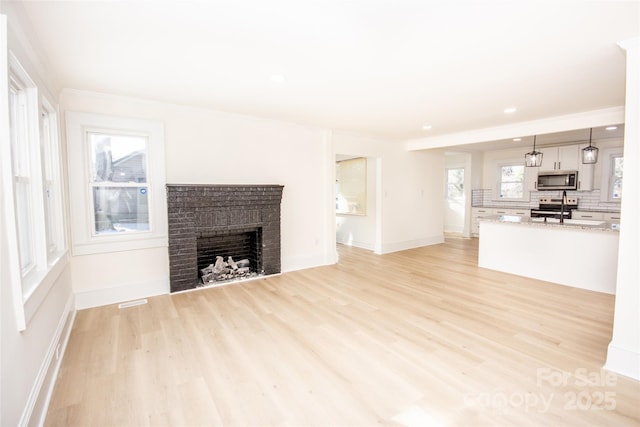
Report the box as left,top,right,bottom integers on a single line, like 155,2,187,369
497,163,525,200
66,112,167,255
600,149,624,202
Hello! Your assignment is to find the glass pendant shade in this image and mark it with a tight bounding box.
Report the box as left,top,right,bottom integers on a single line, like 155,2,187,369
525,136,543,167
582,128,599,164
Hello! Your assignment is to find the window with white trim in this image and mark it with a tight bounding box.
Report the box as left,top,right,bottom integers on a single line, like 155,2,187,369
41,99,66,261
600,148,624,202
496,163,525,200
2,52,68,330
66,112,167,255
8,60,46,297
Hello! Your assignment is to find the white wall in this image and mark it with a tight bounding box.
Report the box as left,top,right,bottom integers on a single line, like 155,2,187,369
336,157,378,250
1,5,74,426
605,37,640,381
60,89,337,307
333,132,444,254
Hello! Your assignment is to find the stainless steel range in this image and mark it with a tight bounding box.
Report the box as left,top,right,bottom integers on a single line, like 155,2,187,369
531,197,578,220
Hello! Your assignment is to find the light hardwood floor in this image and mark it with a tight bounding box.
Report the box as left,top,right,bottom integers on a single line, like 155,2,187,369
45,238,640,426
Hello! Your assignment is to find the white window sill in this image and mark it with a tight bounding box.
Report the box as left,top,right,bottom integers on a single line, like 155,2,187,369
22,249,69,328
72,235,168,256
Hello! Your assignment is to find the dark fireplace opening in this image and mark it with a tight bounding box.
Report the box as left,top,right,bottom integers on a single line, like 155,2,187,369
196,227,263,285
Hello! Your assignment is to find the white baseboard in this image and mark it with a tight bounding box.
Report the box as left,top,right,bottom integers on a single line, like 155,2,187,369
604,343,640,381
379,234,444,255
444,225,464,233
282,251,336,273
21,294,76,427
336,239,375,251
75,278,169,310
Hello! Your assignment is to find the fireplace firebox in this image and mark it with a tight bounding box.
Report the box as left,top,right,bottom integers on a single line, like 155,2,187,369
166,184,284,293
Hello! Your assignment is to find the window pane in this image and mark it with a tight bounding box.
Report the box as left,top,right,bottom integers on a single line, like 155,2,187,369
93,186,150,234
15,181,34,271
501,165,524,183
89,133,148,183
447,168,464,199
500,182,524,199
44,183,56,252
612,156,623,199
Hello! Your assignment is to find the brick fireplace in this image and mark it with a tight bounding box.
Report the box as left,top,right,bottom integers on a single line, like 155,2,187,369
166,184,284,293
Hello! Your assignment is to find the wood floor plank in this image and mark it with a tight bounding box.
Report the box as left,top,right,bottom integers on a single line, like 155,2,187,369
45,238,640,426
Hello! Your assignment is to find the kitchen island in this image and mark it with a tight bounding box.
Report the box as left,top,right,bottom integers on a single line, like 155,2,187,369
478,215,620,294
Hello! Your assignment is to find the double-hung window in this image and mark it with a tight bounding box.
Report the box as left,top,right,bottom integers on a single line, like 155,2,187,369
8,72,38,279
2,52,67,330
497,163,525,200
41,99,66,261
66,112,167,255
600,148,624,202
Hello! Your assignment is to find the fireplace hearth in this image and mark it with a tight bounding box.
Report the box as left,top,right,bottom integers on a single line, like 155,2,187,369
166,184,284,293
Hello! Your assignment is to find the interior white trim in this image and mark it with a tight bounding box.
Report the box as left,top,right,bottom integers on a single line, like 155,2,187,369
406,107,625,151
379,234,445,255
74,277,169,310
19,294,76,427
604,343,640,381
65,111,168,256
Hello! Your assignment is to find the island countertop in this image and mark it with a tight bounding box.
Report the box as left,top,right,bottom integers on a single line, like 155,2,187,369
478,216,620,294
479,214,620,232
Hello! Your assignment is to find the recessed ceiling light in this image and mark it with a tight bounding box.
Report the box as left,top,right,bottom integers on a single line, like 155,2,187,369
270,74,286,83
422,125,432,130
504,107,517,114
513,138,522,142
605,126,617,131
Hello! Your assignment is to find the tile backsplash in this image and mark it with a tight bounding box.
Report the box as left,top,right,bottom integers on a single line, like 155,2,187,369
471,189,620,212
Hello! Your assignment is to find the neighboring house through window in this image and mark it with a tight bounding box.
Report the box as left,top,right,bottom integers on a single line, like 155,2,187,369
66,112,167,255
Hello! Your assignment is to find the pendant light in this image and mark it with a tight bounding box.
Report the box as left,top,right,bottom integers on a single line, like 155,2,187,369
525,135,543,167
582,128,599,164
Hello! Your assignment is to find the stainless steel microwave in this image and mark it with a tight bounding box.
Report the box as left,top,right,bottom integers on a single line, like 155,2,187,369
537,170,578,190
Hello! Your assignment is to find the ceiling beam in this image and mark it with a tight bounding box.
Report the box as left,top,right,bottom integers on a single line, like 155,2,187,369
405,106,625,151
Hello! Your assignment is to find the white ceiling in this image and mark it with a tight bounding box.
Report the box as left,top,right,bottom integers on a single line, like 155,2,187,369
14,0,640,140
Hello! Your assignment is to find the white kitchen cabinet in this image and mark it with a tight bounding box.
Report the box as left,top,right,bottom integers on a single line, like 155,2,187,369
603,212,621,221
576,143,595,191
472,207,530,236
538,145,580,172
493,208,530,217
572,211,605,220
471,207,493,236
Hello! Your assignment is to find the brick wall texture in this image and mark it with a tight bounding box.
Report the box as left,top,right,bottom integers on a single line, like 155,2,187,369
166,184,284,292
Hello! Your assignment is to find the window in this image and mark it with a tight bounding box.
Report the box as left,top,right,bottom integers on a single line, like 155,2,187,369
8,73,38,278
446,168,465,200
66,112,167,255
41,99,66,261
600,149,624,202
497,164,525,199
2,52,68,330
88,132,150,235
611,155,623,200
